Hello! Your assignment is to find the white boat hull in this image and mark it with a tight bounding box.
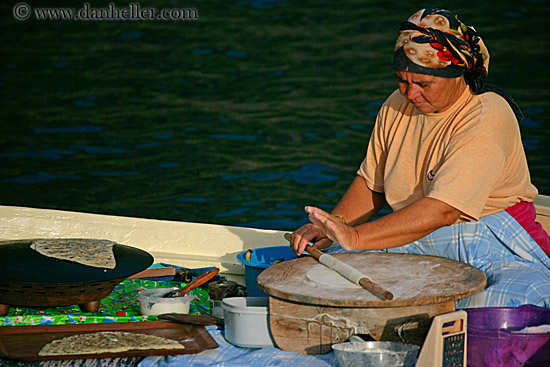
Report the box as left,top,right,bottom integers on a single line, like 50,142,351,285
0,195,548,284
0,206,287,284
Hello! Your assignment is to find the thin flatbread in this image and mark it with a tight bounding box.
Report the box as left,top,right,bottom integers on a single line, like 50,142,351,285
38,331,185,356
306,264,361,289
30,238,117,269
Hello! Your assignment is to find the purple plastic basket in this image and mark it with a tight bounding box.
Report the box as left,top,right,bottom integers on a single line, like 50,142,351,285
465,305,550,367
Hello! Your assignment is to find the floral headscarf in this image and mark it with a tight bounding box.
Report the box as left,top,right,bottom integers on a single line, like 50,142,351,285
393,8,523,121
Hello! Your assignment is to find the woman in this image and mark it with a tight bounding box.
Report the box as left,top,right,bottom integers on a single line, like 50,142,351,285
289,8,550,308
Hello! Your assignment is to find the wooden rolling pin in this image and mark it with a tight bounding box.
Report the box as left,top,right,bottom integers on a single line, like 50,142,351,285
284,233,393,300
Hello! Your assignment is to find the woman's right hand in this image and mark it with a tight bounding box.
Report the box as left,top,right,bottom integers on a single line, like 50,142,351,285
289,222,333,256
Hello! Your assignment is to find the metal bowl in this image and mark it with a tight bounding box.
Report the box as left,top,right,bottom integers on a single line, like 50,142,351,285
332,341,419,367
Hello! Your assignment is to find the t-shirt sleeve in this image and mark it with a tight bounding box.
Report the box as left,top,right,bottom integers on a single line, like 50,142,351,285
358,112,386,194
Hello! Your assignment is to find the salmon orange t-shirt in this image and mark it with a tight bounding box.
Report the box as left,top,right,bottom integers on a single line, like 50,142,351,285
358,87,538,222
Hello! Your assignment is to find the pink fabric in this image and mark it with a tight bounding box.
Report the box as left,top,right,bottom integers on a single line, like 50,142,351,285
505,201,550,257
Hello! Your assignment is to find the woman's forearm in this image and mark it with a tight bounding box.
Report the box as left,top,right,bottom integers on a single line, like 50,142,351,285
351,197,462,251
331,176,386,226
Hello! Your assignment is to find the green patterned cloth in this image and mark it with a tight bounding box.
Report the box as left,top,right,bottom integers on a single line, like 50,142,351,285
1,278,211,326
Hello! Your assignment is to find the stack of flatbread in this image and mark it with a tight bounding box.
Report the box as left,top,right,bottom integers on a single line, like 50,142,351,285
30,239,117,269
38,331,185,356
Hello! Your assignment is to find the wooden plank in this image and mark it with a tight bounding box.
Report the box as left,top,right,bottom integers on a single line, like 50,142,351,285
128,267,177,279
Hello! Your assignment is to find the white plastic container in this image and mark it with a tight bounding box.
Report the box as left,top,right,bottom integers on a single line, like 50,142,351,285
137,288,194,316
223,297,276,348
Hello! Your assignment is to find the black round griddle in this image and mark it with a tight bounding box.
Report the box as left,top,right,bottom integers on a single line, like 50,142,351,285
0,239,154,314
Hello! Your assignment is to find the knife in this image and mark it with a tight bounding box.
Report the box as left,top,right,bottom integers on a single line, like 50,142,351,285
158,313,224,327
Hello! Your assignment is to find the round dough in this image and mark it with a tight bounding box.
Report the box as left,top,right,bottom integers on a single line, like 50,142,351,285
306,264,361,289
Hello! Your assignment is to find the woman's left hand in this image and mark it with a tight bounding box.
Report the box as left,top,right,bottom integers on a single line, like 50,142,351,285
305,206,359,251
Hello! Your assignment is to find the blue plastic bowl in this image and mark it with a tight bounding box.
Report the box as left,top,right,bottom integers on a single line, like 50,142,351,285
237,246,297,297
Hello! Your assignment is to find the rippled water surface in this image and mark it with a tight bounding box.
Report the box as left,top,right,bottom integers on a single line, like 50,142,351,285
1,0,549,230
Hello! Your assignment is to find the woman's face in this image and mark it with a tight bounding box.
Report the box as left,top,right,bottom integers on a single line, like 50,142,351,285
395,70,467,114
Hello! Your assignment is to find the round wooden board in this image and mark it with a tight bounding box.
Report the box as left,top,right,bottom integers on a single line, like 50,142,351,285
257,252,486,308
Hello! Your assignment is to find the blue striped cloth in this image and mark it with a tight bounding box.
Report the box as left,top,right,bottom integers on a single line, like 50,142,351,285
328,209,550,308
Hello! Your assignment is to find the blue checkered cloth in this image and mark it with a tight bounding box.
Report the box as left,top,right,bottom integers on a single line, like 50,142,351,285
327,209,550,308
139,325,337,367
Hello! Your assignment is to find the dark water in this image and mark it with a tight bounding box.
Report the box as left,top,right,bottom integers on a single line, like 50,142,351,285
1,0,549,231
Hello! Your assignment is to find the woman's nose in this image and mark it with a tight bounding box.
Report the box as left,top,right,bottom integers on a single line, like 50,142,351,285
405,84,420,100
